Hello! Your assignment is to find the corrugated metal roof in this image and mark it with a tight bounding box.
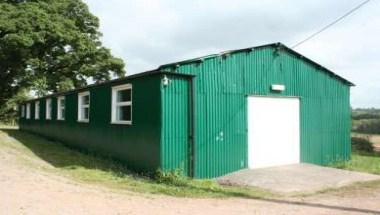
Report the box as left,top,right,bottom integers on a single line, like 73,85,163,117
158,42,354,86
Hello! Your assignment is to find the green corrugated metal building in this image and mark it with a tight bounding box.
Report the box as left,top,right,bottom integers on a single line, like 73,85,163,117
19,43,353,178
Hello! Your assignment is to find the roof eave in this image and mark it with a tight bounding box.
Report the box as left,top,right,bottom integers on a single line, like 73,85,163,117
21,71,195,103
275,43,355,87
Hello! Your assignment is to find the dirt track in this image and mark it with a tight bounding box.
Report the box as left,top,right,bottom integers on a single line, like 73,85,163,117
1,141,380,214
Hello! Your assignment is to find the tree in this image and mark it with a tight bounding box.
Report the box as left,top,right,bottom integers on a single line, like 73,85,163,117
0,0,125,110
0,90,29,124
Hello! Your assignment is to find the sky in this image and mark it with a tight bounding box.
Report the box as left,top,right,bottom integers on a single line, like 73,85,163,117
84,0,380,108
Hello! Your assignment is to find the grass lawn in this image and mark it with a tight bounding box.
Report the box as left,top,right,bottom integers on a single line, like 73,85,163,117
0,126,273,199
332,133,380,175
333,151,380,175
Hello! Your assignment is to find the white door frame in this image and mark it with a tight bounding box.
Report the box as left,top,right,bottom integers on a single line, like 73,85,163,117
246,95,301,169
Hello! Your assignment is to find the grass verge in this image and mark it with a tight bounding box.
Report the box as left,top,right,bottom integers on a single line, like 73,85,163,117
0,127,274,199
332,151,380,175
330,134,380,175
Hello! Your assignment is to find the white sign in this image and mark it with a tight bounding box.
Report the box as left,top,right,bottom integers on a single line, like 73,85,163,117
271,84,285,91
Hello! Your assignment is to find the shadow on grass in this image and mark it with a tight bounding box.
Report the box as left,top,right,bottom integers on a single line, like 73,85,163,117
1,128,134,176
2,128,380,214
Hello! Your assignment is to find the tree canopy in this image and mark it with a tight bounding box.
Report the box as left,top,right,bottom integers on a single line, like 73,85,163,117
0,0,125,110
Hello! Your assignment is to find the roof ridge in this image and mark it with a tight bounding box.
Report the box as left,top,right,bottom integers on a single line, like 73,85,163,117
158,42,354,86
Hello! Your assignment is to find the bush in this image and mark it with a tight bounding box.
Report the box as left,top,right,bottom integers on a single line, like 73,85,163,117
154,169,188,186
354,119,380,134
351,136,374,153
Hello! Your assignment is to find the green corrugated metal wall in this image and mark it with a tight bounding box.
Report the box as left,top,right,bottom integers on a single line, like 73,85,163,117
19,74,163,173
160,74,191,175
161,46,351,178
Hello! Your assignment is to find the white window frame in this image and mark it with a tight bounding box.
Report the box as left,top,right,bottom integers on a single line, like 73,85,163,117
35,101,40,119
21,105,25,118
46,98,52,120
78,91,90,122
57,96,65,120
111,84,132,125
26,103,31,119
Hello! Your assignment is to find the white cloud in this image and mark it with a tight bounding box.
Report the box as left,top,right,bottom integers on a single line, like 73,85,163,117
85,0,380,107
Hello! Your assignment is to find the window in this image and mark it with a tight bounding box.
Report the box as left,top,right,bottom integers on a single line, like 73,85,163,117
26,103,31,119
46,98,52,120
111,84,132,124
35,101,40,119
21,105,25,118
57,96,65,120
78,91,90,122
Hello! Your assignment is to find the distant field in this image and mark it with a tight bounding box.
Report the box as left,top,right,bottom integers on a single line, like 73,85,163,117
352,133,380,145
352,108,380,134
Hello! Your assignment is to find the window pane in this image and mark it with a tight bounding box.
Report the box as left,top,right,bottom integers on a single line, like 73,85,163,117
117,89,131,102
26,104,30,118
35,102,39,119
85,107,89,119
81,107,90,120
60,99,65,107
116,105,131,121
46,100,51,119
82,95,90,105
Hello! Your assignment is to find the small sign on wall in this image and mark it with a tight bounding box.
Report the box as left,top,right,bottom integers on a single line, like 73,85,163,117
271,84,285,92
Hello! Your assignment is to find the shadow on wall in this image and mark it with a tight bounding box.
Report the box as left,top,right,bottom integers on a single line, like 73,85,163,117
1,128,133,176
